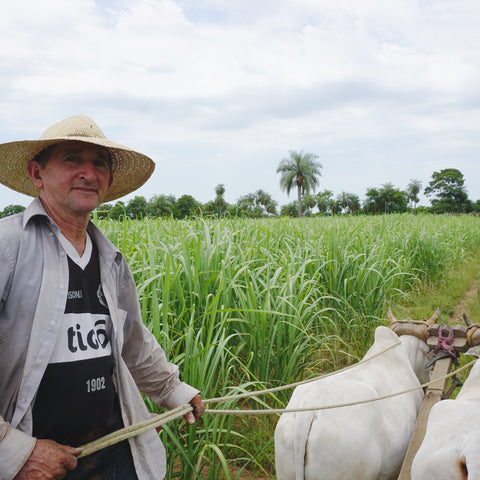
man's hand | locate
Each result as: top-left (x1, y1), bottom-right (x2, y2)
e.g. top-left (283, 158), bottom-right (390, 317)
top-left (184, 393), bottom-right (205, 425)
top-left (14, 439), bottom-right (82, 480)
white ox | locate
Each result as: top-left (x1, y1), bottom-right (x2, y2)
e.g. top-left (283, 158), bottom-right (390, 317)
top-left (411, 355), bottom-right (480, 479)
top-left (274, 310), bottom-right (437, 480)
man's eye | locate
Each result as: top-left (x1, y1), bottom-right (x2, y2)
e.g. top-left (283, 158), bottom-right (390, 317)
top-left (95, 160), bottom-right (108, 168)
top-left (66, 156), bottom-right (80, 163)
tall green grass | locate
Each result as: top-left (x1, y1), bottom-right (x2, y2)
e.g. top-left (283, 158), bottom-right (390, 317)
top-left (96, 213), bottom-right (480, 478)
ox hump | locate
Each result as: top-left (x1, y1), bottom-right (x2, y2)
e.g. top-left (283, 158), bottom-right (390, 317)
top-left (374, 325), bottom-right (400, 344)
top-left (361, 326), bottom-right (401, 361)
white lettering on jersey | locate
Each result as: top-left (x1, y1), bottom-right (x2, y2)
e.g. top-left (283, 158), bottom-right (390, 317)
top-left (49, 313), bottom-right (112, 363)
top-left (67, 290), bottom-right (83, 300)
top-left (86, 376), bottom-right (106, 393)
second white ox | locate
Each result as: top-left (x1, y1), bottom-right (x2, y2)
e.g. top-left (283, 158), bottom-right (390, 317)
top-left (274, 310), bottom-right (437, 480)
top-left (411, 354), bottom-right (480, 479)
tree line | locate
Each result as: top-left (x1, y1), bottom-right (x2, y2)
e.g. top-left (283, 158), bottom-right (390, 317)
top-left (1, 152), bottom-right (479, 219)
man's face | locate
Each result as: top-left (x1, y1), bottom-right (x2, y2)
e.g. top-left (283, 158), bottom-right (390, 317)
top-left (28, 141), bottom-right (113, 218)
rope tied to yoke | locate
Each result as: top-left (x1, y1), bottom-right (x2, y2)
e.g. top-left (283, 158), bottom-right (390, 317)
top-left (426, 325), bottom-right (460, 368)
top-left (434, 326), bottom-right (457, 357)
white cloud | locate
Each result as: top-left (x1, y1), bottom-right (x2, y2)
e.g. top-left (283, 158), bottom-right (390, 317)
top-left (1, 0), bottom-right (480, 210)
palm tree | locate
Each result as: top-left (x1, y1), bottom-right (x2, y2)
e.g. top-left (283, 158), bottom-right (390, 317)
top-left (302, 193), bottom-right (317, 216)
top-left (255, 189), bottom-right (277, 216)
top-left (147, 194), bottom-right (175, 217)
top-left (215, 184), bottom-right (226, 197)
top-left (407, 179), bottom-right (422, 214)
top-left (277, 150), bottom-right (322, 217)
top-left (378, 183), bottom-right (396, 214)
top-left (347, 193), bottom-right (361, 214)
top-left (214, 184), bottom-right (227, 216)
top-left (316, 190), bottom-right (333, 215)
top-left (337, 192), bottom-right (360, 214)
top-left (337, 192), bottom-right (349, 214)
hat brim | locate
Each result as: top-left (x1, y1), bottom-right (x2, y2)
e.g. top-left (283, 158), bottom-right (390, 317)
top-left (0, 137), bottom-right (155, 203)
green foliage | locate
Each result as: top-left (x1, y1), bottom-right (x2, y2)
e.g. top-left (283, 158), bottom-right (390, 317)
top-left (94, 203), bottom-right (113, 219)
top-left (235, 190), bottom-right (277, 217)
top-left (363, 183), bottom-right (408, 214)
top-left (279, 201), bottom-right (298, 217)
top-left (0, 204), bottom-right (26, 217)
top-left (277, 150), bottom-right (322, 217)
top-left (424, 168), bottom-right (471, 213)
top-left (126, 196), bottom-right (148, 219)
top-left (109, 201), bottom-right (127, 220)
top-left (213, 184), bottom-right (228, 217)
top-left (215, 184), bottom-right (226, 197)
top-left (147, 194), bottom-right (175, 217)
top-left (335, 191), bottom-right (361, 214)
top-left (174, 195), bottom-right (200, 219)
top-left (407, 179), bottom-right (422, 213)
top-left (95, 214), bottom-right (480, 478)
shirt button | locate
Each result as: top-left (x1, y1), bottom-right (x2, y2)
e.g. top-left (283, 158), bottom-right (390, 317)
top-left (59, 284), bottom-right (64, 289)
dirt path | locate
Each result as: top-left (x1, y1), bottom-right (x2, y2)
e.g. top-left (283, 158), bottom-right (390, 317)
top-left (449, 278), bottom-right (480, 325)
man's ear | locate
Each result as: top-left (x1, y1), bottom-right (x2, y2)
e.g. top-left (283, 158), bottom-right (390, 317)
top-left (27, 161), bottom-right (44, 189)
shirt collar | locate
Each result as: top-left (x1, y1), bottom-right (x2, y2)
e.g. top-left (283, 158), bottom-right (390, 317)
top-left (23, 197), bottom-right (123, 264)
top-left (22, 197), bottom-right (61, 233)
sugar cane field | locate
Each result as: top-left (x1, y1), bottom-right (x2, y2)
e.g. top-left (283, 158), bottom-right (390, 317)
top-left (94, 213), bottom-right (480, 479)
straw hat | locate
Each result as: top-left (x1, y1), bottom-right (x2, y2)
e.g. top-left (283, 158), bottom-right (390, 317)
top-left (0, 115), bottom-right (155, 202)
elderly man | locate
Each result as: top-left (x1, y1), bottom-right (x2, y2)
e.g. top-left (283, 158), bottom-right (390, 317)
top-left (0, 115), bottom-right (204, 480)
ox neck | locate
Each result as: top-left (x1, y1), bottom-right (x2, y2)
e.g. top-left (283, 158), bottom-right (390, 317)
top-left (456, 358), bottom-right (480, 400)
top-left (399, 335), bottom-right (429, 385)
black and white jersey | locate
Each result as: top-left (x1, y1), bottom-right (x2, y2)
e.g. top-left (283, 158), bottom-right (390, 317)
top-left (33, 234), bottom-right (129, 477)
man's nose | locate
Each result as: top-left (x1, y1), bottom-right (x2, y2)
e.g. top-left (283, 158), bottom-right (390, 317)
top-left (79, 160), bottom-right (97, 182)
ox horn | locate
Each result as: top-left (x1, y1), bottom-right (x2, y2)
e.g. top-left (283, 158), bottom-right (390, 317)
top-left (426, 307), bottom-right (440, 325)
top-left (387, 307), bottom-right (396, 324)
top-left (388, 307), bottom-right (430, 341)
top-left (463, 313), bottom-right (473, 327)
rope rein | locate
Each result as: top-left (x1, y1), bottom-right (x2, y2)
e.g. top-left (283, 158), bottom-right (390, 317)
top-left (205, 341), bottom-right (402, 404)
top-left (204, 358), bottom-right (476, 415)
top-left (78, 404), bottom-right (193, 459)
top-left (77, 341), bottom-right (476, 458)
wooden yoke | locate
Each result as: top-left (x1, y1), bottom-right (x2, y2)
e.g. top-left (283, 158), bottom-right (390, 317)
top-left (427, 324), bottom-right (468, 352)
top-left (387, 307), bottom-right (439, 341)
top-left (398, 312), bottom-right (480, 479)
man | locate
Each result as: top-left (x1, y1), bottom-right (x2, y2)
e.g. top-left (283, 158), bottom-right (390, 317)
top-left (0, 115), bottom-right (204, 479)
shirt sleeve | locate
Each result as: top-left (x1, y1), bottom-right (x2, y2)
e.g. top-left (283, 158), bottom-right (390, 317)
top-left (0, 227), bottom-right (36, 479)
top-left (0, 236), bottom-right (14, 314)
top-left (0, 417), bottom-right (37, 480)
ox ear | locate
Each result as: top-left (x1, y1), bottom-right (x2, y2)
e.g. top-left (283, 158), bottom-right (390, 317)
top-left (387, 307), bottom-right (397, 324)
top-left (426, 307), bottom-right (440, 326)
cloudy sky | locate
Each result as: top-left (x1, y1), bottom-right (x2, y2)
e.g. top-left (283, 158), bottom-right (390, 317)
top-left (1, 0), bottom-right (480, 211)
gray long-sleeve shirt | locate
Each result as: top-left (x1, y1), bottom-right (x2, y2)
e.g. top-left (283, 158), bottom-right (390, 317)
top-left (0, 198), bottom-right (199, 480)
